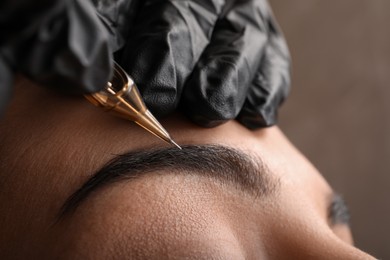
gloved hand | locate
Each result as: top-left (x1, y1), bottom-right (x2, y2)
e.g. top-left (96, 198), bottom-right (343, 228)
top-left (0, 0), bottom-right (113, 115)
top-left (1, 0), bottom-right (290, 130)
top-left (106, 0), bottom-right (291, 128)
top-left (0, 56), bottom-right (13, 114)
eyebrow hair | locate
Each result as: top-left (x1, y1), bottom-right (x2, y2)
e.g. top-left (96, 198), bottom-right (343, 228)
top-left (328, 193), bottom-right (351, 226)
top-left (59, 145), bottom-right (279, 218)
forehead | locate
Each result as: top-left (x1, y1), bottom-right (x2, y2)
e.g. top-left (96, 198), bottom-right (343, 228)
top-left (0, 80), bottom-right (257, 204)
top-left (0, 79), bottom-right (332, 206)
top-left (0, 80), bottom-right (265, 173)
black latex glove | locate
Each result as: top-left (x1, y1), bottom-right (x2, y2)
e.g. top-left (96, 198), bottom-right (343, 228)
top-left (0, 56), bottom-right (13, 114)
top-left (110, 0), bottom-right (291, 128)
top-left (1, 0), bottom-right (290, 129)
top-left (0, 0), bottom-right (113, 115)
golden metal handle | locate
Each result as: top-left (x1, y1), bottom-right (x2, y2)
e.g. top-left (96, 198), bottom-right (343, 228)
top-left (85, 62), bottom-right (181, 149)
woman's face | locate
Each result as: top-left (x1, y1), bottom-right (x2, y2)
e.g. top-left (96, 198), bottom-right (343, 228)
top-left (0, 79), bottom-right (374, 259)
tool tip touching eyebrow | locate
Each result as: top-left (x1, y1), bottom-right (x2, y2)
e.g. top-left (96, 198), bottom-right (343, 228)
top-left (58, 145), bottom-right (279, 219)
top-left (170, 139), bottom-right (182, 149)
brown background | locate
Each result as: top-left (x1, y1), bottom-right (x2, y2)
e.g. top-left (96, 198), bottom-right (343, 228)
top-left (270, 0), bottom-right (390, 258)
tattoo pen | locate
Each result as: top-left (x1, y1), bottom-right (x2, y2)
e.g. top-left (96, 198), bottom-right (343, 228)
top-left (85, 62), bottom-right (181, 149)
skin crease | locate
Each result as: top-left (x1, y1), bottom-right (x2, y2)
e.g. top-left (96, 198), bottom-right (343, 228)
top-left (0, 78), bottom-right (375, 259)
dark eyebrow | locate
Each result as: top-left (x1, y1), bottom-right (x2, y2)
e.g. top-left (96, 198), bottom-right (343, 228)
top-left (59, 145), bottom-right (279, 218)
top-left (328, 193), bottom-right (351, 226)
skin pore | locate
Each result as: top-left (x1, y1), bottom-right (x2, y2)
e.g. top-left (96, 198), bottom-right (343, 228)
top-left (0, 78), bottom-right (375, 259)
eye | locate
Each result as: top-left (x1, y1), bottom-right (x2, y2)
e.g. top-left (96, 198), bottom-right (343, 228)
top-left (328, 193), bottom-right (350, 226)
top-left (327, 193), bottom-right (354, 244)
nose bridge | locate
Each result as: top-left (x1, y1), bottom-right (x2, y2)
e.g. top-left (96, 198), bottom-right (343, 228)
top-left (321, 239), bottom-right (376, 260)
top-left (296, 232), bottom-right (376, 260)
top-left (262, 216), bottom-right (375, 259)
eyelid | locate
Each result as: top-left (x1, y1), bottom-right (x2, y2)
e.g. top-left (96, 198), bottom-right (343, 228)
top-left (328, 193), bottom-right (351, 226)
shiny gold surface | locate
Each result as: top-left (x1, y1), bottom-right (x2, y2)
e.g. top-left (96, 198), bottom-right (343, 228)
top-left (85, 62), bottom-right (181, 149)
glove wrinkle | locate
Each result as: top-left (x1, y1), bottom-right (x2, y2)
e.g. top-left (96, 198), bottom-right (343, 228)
top-left (66, 0), bottom-right (112, 92)
top-left (0, 56), bottom-right (13, 116)
top-left (121, 0), bottom-right (220, 117)
top-left (237, 71), bottom-right (276, 129)
top-left (193, 0), bottom-right (227, 15)
top-left (1, 0), bottom-right (113, 95)
top-left (183, 0), bottom-right (270, 127)
top-left (92, 0), bottom-right (141, 51)
top-left (237, 14), bottom-right (291, 129)
top-left (0, 0), bottom-right (291, 128)
top-left (186, 1), bottom-right (217, 42)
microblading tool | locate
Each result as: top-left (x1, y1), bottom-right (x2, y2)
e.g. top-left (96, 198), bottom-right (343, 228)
top-left (85, 62), bottom-right (181, 149)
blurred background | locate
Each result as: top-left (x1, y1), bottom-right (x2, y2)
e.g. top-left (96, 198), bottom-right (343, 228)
top-left (271, 0), bottom-right (389, 258)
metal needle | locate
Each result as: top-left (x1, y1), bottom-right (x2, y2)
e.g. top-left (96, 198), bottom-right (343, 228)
top-left (85, 62), bottom-right (181, 149)
top-left (170, 139), bottom-right (182, 150)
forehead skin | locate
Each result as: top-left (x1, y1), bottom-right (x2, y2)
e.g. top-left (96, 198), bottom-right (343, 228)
top-left (0, 79), bottom-right (373, 259)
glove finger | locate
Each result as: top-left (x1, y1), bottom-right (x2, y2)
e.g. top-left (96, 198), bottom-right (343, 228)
top-left (120, 0), bottom-right (224, 117)
top-left (0, 55), bottom-right (14, 116)
top-left (182, 0), bottom-right (271, 127)
top-left (4, 0), bottom-right (113, 94)
top-left (237, 16), bottom-right (291, 129)
top-left (92, 0), bottom-right (141, 52)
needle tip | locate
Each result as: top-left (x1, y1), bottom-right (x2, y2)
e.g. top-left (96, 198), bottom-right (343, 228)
top-left (170, 139), bottom-right (182, 150)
